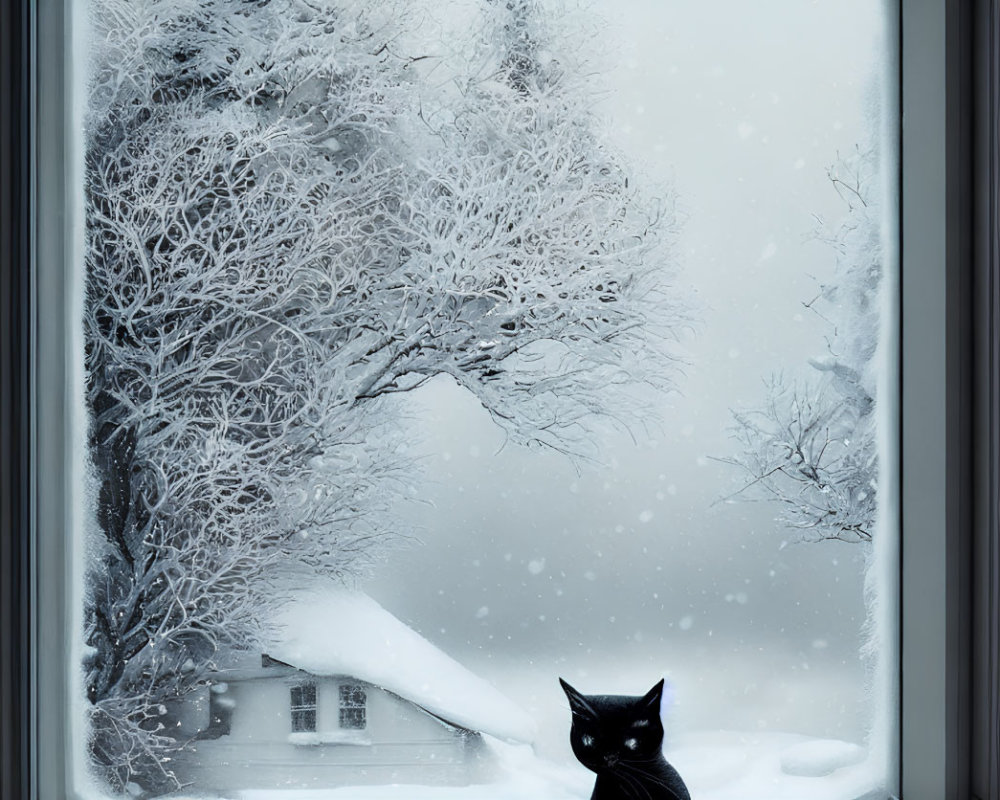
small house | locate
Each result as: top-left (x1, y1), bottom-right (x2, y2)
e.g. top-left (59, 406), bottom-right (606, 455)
top-left (178, 589), bottom-right (536, 792)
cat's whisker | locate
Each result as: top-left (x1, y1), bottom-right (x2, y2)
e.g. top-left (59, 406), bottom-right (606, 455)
top-left (613, 767), bottom-right (649, 800)
top-left (625, 771), bottom-right (658, 800)
top-left (620, 763), bottom-right (665, 784)
top-left (617, 763), bottom-right (687, 800)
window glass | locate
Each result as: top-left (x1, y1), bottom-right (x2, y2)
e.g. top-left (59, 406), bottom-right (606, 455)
top-left (77, 0), bottom-right (897, 797)
top-left (338, 685), bottom-right (367, 730)
top-left (290, 684), bottom-right (318, 733)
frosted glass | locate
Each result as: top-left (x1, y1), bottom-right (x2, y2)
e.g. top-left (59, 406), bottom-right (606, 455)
top-left (77, 0), bottom-right (897, 797)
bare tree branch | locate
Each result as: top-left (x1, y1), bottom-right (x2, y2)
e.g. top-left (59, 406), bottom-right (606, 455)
top-left (720, 145), bottom-right (882, 546)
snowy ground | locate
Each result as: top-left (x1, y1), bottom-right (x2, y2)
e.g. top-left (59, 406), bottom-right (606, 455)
top-left (167, 731), bottom-right (886, 800)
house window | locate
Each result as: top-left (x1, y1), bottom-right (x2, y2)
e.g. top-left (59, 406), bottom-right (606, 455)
top-left (290, 683), bottom-right (317, 733)
top-left (339, 684), bottom-right (367, 730)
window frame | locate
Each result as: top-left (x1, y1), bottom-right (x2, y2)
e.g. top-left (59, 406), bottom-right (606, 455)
top-left (290, 682), bottom-right (319, 733)
top-left (0, 0), bottom-right (30, 798)
top-left (0, 0), bottom-right (996, 797)
top-left (971, 5), bottom-right (1000, 798)
top-left (898, 1), bottom-right (998, 798)
top-left (338, 683), bottom-right (367, 731)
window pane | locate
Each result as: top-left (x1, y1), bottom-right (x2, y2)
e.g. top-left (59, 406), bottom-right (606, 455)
top-left (76, 0), bottom-right (897, 797)
top-left (338, 685), bottom-right (367, 731)
top-left (291, 710), bottom-right (317, 734)
top-left (290, 684), bottom-right (318, 733)
top-left (291, 683), bottom-right (316, 732)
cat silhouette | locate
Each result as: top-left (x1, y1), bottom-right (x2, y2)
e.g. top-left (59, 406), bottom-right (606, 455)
top-left (560, 678), bottom-right (691, 800)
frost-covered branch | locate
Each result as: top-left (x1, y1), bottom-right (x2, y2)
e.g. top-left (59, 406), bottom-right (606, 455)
top-left (718, 376), bottom-right (875, 543)
top-left (83, 0), bottom-right (687, 792)
top-left (356, 0), bottom-right (686, 455)
top-left (721, 145), bottom-right (882, 545)
top-left (84, 1), bottom-right (419, 791)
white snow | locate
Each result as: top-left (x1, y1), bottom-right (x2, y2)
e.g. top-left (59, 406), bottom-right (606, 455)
top-left (287, 731), bottom-right (371, 747)
top-left (267, 589), bottom-right (537, 744)
top-left (163, 731), bottom-right (885, 800)
top-left (670, 732), bottom-right (882, 800)
top-left (779, 738), bottom-right (866, 777)
top-left (757, 240), bottom-right (778, 262)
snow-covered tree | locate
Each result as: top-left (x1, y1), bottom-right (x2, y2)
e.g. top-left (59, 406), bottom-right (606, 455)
top-left (83, 0), bottom-right (684, 792)
top-left (84, 0), bottom-right (423, 790)
top-left (719, 145), bottom-right (882, 544)
top-left (347, 0), bottom-right (684, 455)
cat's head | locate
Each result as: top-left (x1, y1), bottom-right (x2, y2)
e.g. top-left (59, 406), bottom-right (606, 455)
top-left (559, 678), bottom-right (666, 774)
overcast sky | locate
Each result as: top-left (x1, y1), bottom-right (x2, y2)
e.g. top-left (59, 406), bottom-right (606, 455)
top-left (365, 0), bottom-right (890, 755)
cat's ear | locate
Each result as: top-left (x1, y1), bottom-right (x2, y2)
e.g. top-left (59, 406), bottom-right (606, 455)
top-left (640, 678), bottom-right (665, 711)
top-left (559, 678), bottom-right (597, 719)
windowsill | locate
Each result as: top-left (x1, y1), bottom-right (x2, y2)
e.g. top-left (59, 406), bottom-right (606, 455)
top-left (287, 731), bottom-right (372, 747)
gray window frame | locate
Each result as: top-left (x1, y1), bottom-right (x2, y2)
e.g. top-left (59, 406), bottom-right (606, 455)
top-left (899, 1), bottom-right (998, 799)
top-left (4, 0), bottom-right (996, 797)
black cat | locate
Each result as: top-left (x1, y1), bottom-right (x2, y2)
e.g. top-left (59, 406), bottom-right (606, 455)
top-left (560, 678), bottom-right (691, 800)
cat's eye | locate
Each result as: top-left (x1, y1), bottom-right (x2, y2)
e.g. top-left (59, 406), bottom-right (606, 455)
top-left (624, 737), bottom-right (638, 751)
top-left (581, 734), bottom-right (595, 748)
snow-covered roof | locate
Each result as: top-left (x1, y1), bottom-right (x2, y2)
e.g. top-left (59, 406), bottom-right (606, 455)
top-left (265, 588), bottom-right (537, 745)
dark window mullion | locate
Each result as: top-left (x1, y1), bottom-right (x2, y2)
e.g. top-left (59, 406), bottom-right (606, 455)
top-left (0, 0), bottom-right (31, 797)
top-left (973, 1), bottom-right (1000, 797)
